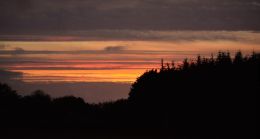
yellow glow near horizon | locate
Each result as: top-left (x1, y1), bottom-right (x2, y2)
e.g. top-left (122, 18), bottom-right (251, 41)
top-left (11, 69), bottom-right (148, 83)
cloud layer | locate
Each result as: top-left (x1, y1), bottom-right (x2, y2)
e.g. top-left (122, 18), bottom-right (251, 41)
top-left (1, 0), bottom-right (260, 35)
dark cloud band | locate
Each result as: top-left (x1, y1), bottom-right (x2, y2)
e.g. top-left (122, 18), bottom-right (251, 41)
top-left (1, 0), bottom-right (260, 35)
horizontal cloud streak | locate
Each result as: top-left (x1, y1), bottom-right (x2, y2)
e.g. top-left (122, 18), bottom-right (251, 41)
top-left (0, 50), bottom-right (202, 55)
top-left (1, 31), bottom-right (260, 43)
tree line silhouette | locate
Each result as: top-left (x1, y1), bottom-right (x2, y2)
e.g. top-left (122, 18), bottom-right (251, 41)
top-left (0, 51), bottom-right (258, 138)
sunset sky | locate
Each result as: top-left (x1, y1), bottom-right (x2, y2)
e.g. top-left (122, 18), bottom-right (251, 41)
top-left (1, 0), bottom-right (260, 103)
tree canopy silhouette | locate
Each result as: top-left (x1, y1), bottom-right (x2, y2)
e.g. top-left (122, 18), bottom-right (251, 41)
top-left (0, 51), bottom-right (258, 138)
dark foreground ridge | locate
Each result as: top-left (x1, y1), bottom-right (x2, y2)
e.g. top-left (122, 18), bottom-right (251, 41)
top-left (0, 51), bottom-right (258, 139)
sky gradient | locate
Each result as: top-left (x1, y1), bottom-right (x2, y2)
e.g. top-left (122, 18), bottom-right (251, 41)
top-left (1, 0), bottom-right (260, 103)
top-left (1, 31), bottom-right (260, 83)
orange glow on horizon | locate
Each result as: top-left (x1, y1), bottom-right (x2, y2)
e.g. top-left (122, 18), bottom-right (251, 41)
top-left (1, 37), bottom-right (259, 83)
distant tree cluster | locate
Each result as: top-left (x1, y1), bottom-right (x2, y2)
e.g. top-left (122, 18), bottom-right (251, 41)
top-left (159, 51), bottom-right (256, 71)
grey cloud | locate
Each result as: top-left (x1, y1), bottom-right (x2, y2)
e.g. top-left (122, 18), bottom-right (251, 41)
top-left (0, 47), bottom-right (26, 55)
top-left (104, 46), bottom-right (126, 52)
top-left (0, 69), bottom-right (23, 82)
top-left (12, 47), bottom-right (26, 55)
top-left (14, 47), bottom-right (25, 51)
